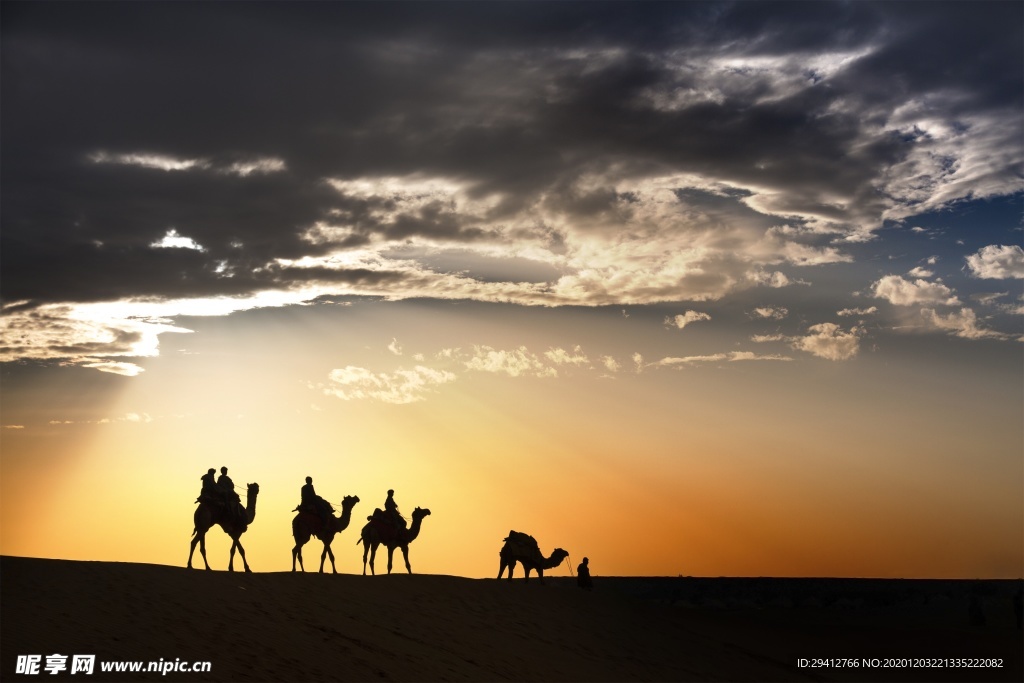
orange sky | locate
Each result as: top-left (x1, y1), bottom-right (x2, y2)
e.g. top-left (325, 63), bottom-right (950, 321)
top-left (2, 301), bottom-right (1021, 578)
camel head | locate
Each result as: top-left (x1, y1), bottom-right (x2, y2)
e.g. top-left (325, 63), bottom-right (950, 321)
top-left (247, 483), bottom-right (260, 496)
top-left (341, 495), bottom-right (360, 509)
top-left (551, 548), bottom-right (570, 564)
top-left (411, 507), bottom-right (431, 522)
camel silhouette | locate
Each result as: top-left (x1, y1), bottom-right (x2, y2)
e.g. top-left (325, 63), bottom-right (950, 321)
top-left (498, 532), bottom-right (568, 583)
top-left (291, 494), bottom-right (360, 573)
top-left (188, 482), bottom-right (259, 572)
top-left (357, 506), bottom-right (431, 575)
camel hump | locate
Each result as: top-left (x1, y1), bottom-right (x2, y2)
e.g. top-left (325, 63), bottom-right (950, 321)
top-left (503, 530), bottom-right (541, 558)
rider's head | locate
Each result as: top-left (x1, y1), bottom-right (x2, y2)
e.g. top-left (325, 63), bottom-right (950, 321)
top-left (207, 468), bottom-right (215, 475)
top-left (387, 489), bottom-right (394, 496)
top-left (221, 466), bottom-right (228, 474)
top-left (305, 476), bottom-right (312, 484)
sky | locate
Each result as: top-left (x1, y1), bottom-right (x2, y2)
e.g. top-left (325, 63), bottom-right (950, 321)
top-left (1, 1), bottom-right (1021, 579)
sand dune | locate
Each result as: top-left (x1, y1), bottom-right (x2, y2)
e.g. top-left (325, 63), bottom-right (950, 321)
top-left (2, 556), bottom-right (1020, 682)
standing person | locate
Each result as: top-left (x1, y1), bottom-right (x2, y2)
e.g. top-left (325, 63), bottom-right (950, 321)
top-left (384, 489), bottom-right (406, 529)
top-left (577, 557), bottom-right (593, 591)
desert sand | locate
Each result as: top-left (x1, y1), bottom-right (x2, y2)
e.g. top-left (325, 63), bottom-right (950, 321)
top-left (2, 556), bottom-right (1020, 682)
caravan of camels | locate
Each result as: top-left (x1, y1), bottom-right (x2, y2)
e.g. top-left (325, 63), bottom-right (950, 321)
top-left (186, 470), bottom-right (571, 582)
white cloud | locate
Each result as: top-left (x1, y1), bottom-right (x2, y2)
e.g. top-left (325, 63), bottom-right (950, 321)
top-left (792, 323), bottom-right (861, 361)
top-left (751, 334), bottom-right (786, 342)
top-left (79, 360), bottom-right (146, 377)
top-left (387, 338), bottom-right (403, 355)
top-left (223, 158), bottom-right (287, 176)
top-left (600, 355), bottom-right (620, 373)
top-left (965, 245), bottom-right (1024, 279)
top-left (907, 266), bottom-right (933, 278)
top-left (920, 308), bottom-right (1004, 340)
top-left (150, 229), bottom-right (205, 252)
top-left (89, 151), bottom-right (209, 171)
top-left (545, 345), bottom-right (590, 366)
top-left (324, 365), bottom-right (457, 404)
top-left (871, 275), bottom-right (960, 306)
top-left (650, 351), bottom-right (792, 368)
top-left (728, 351), bottom-right (793, 362)
top-left (464, 346), bottom-right (557, 378)
top-left (665, 311), bottom-right (712, 329)
top-left (632, 352), bottom-right (645, 373)
top-left (3, 425), bottom-right (25, 429)
top-left (752, 306), bottom-right (788, 320)
top-left (837, 306), bottom-right (877, 317)
top-left (652, 354), bottom-right (728, 367)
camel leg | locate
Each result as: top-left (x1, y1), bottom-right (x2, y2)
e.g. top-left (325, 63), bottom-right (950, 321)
top-left (538, 569), bottom-right (545, 585)
top-left (361, 541), bottom-right (370, 575)
top-left (400, 545), bottom-right (411, 574)
top-left (319, 540), bottom-right (337, 574)
top-left (234, 538), bottom-right (252, 573)
top-left (325, 543), bottom-right (337, 574)
top-left (228, 540), bottom-right (237, 572)
top-left (292, 542), bottom-right (305, 572)
top-left (188, 533), bottom-right (211, 570)
top-left (369, 543), bottom-right (378, 575)
top-left (386, 546), bottom-right (395, 574)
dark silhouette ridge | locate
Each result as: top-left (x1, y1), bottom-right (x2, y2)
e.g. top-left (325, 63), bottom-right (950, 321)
top-left (497, 530), bottom-right (568, 583)
top-left (291, 494), bottom-right (360, 573)
top-left (187, 482), bottom-right (260, 572)
top-left (357, 506), bottom-right (431, 575)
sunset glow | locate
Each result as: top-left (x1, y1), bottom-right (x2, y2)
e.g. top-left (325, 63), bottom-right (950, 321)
top-left (2, 1), bottom-right (1021, 579)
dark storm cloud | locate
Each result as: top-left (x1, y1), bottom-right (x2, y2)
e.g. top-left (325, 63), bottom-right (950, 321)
top-left (2, 1), bottom-right (1021, 310)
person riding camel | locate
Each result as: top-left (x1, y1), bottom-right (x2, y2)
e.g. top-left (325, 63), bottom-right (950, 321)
top-left (218, 466), bottom-right (242, 523)
top-left (196, 468), bottom-right (219, 504)
top-left (384, 489), bottom-right (407, 530)
top-left (300, 476), bottom-right (332, 527)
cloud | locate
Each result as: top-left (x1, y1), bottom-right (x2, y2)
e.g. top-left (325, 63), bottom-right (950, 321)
top-left (89, 151), bottom-right (210, 172)
top-left (545, 346), bottom-right (590, 366)
top-left (2, 2), bottom-right (1022, 360)
top-left (650, 351), bottom-right (792, 368)
top-left (920, 308), bottom-right (1004, 340)
top-left (965, 245), bottom-right (1024, 279)
top-left (751, 306), bottom-right (788, 320)
top-left (665, 311), bottom-right (712, 330)
top-left (907, 267), bottom-right (933, 278)
top-left (324, 365), bottom-right (457, 404)
top-left (151, 229), bottom-right (205, 252)
top-left (837, 306), bottom-right (877, 317)
top-left (600, 355), bottom-right (621, 373)
top-left (871, 275), bottom-right (960, 306)
top-left (79, 359), bottom-right (145, 377)
top-left (792, 323), bottom-right (862, 361)
top-left (464, 346), bottom-right (557, 378)
top-left (387, 338), bottom-right (403, 356)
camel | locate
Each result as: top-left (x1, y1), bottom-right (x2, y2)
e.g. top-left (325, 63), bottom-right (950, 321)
top-left (357, 507), bottom-right (431, 575)
top-left (188, 482), bottom-right (260, 572)
top-left (497, 531), bottom-right (568, 583)
top-left (291, 494), bottom-right (360, 573)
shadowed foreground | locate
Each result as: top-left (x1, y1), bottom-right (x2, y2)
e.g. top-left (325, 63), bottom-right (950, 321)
top-left (2, 557), bottom-right (1020, 682)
